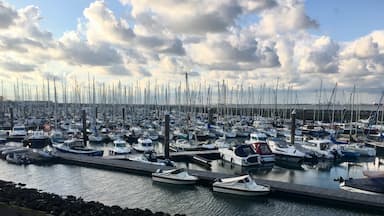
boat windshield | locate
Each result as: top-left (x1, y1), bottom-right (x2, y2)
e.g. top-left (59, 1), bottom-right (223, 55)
top-left (14, 127), bottom-right (25, 131)
top-left (235, 145), bottom-right (256, 157)
top-left (170, 168), bottom-right (186, 174)
top-left (251, 135), bottom-right (266, 141)
top-left (142, 142), bottom-right (152, 147)
top-left (276, 141), bottom-right (288, 148)
top-left (116, 143), bottom-right (126, 147)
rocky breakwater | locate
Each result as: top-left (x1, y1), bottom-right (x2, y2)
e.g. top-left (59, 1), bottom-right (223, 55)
top-left (0, 180), bottom-right (185, 216)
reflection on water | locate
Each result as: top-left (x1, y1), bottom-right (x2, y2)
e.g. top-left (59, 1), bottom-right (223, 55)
top-left (0, 141), bottom-right (383, 215)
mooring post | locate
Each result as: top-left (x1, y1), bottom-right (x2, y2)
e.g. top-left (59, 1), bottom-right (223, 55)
top-left (82, 109), bottom-right (88, 146)
top-left (95, 106), bottom-right (98, 119)
top-left (122, 107), bottom-right (125, 125)
top-left (164, 114), bottom-right (170, 159)
top-left (10, 107), bottom-right (14, 129)
top-left (208, 108), bottom-right (213, 126)
top-left (291, 109), bottom-right (296, 146)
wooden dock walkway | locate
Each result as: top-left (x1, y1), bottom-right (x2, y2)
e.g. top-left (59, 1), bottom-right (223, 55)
top-left (54, 152), bottom-right (384, 213)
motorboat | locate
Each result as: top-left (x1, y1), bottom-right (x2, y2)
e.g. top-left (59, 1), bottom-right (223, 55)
top-left (250, 142), bottom-right (275, 163)
top-left (152, 168), bottom-right (198, 185)
top-left (213, 175), bottom-right (270, 196)
top-left (340, 177), bottom-right (384, 195)
top-left (219, 144), bottom-right (261, 166)
top-left (133, 135), bottom-right (154, 152)
top-left (50, 130), bottom-right (65, 144)
top-left (172, 139), bottom-right (216, 151)
top-left (88, 133), bottom-right (104, 143)
top-left (245, 132), bottom-right (268, 144)
top-left (129, 151), bottom-right (175, 166)
top-left (8, 124), bottom-right (27, 142)
top-left (343, 143), bottom-right (376, 157)
top-left (214, 136), bottom-right (233, 149)
top-left (300, 139), bottom-right (340, 159)
top-left (23, 131), bottom-right (50, 148)
top-left (6, 151), bottom-right (31, 165)
top-left (363, 170), bottom-right (384, 178)
top-left (53, 138), bottom-right (103, 156)
top-left (266, 138), bottom-right (306, 163)
top-left (109, 139), bottom-right (131, 155)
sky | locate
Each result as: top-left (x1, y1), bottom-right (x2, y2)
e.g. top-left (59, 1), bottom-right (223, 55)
top-left (1, 0), bottom-right (384, 103)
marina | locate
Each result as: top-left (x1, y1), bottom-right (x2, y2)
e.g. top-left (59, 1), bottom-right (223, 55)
top-left (1, 1), bottom-right (384, 215)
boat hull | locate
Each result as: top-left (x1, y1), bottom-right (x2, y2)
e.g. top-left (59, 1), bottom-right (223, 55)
top-left (55, 146), bottom-right (103, 156)
top-left (152, 175), bottom-right (197, 185)
top-left (213, 185), bottom-right (270, 196)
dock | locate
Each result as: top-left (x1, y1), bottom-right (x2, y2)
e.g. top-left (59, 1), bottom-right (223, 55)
top-left (54, 152), bottom-right (384, 213)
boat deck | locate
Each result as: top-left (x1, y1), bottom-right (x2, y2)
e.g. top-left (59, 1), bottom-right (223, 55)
top-left (54, 152), bottom-right (384, 213)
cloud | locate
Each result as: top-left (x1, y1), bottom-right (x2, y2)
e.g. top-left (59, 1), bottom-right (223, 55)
top-left (299, 36), bottom-right (339, 74)
top-left (83, 0), bottom-right (135, 45)
top-left (0, 1), bottom-right (18, 28)
top-left (58, 31), bottom-right (122, 66)
top-left (251, 0), bottom-right (318, 37)
top-left (188, 33), bottom-right (280, 70)
top-left (1, 59), bottom-right (35, 72)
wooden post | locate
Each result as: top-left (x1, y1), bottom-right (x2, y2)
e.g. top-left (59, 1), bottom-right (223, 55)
top-left (10, 107), bottom-right (14, 129)
top-left (82, 109), bottom-right (87, 146)
top-left (122, 107), bottom-right (125, 124)
top-left (164, 114), bottom-right (170, 159)
top-left (291, 109), bottom-right (296, 146)
top-left (208, 108), bottom-right (213, 125)
top-left (95, 106), bottom-right (98, 119)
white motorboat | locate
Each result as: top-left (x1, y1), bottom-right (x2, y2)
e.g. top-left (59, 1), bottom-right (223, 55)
top-left (129, 151), bottom-right (175, 166)
top-left (214, 136), bottom-right (232, 149)
top-left (219, 144), bottom-right (261, 166)
top-left (133, 135), bottom-right (154, 152)
top-left (172, 139), bottom-right (215, 151)
top-left (300, 139), bottom-right (340, 159)
top-left (245, 132), bottom-right (268, 144)
top-left (8, 124), bottom-right (27, 141)
top-left (213, 175), bottom-right (270, 196)
top-left (363, 170), bottom-right (384, 178)
top-left (53, 139), bottom-right (103, 156)
top-left (152, 168), bottom-right (198, 185)
top-left (6, 151), bottom-right (31, 165)
top-left (343, 143), bottom-right (376, 157)
top-left (109, 139), bottom-right (131, 155)
top-left (267, 138), bottom-right (306, 163)
top-left (50, 130), bottom-right (65, 144)
top-left (24, 130), bottom-right (50, 148)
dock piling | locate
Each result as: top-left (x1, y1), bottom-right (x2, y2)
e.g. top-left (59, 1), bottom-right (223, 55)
top-left (82, 109), bottom-right (87, 146)
top-left (164, 114), bottom-right (170, 159)
top-left (10, 107), bottom-right (14, 129)
top-left (291, 109), bottom-right (296, 146)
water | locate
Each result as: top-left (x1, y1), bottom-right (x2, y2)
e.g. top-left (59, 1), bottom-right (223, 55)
top-left (0, 142), bottom-right (383, 215)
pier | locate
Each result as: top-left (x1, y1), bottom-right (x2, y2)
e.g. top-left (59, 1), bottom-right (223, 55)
top-left (54, 152), bottom-right (384, 213)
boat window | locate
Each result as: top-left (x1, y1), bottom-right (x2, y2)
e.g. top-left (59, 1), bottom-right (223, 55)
top-left (244, 177), bottom-right (250, 183)
top-left (320, 143), bottom-right (329, 150)
top-left (14, 127), bottom-right (25, 131)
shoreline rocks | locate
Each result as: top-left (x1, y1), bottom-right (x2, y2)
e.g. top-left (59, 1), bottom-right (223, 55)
top-left (0, 180), bottom-right (185, 216)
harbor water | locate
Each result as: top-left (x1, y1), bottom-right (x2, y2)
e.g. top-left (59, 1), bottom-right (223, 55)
top-left (0, 142), bottom-right (383, 216)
